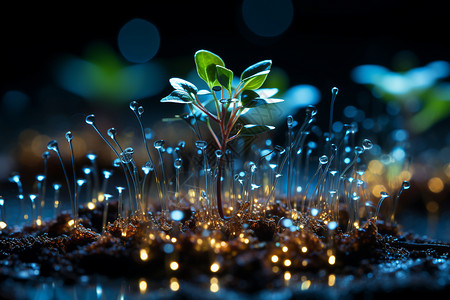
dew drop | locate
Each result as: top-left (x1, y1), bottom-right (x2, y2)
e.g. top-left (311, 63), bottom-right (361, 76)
top-left (380, 191), bottom-right (389, 199)
top-left (362, 139), bottom-right (373, 150)
top-left (142, 161), bottom-right (154, 174)
top-left (174, 158), bottom-right (183, 169)
top-left (113, 158), bottom-right (121, 167)
top-left (402, 181), bottom-right (410, 190)
top-left (215, 150), bottom-right (223, 159)
top-left (42, 151), bottom-right (50, 160)
top-left (85, 114), bottom-right (96, 125)
top-left (154, 140), bottom-right (165, 149)
top-left (319, 155), bottom-right (328, 165)
top-left (195, 140), bottom-right (207, 150)
top-left (138, 106), bottom-right (144, 116)
top-left (107, 128), bottom-right (117, 139)
top-left (47, 140), bottom-right (59, 152)
top-left (87, 153), bottom-right (97, 161)
top-left (287, 115), bottom-right (294, 129)
top-left (129, 100), bottom-right (138, 111)
top-left (305, 105), bottom-right (317, 117)
top-left (355, 146), bottom-right (364, 155)
top-left (65, 131), bottom-right (73, 142)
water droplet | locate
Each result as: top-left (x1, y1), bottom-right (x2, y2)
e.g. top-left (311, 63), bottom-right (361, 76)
top-left (77, 179), bottom-right (87, 187)
top-left (170, 210), bottom-right (184, 221)
top-left (105, 128), bottom-right (116, 139)
top-left (113, 158), bottom-right (121, 167)
top-left (195, 140), bottom-right (207, 150)
top-left (42, 151), bottom-right (50, 160)
top-left (138, 106), bottom-right (144, 116)
top-left (174, 158), bottom-right (182, 169)
top-left (142, 161), bottom-right (154, 174)
top-left (154, 140), bottom-right (165, 149)
top-left (355, 146), bottom-right (364, 155)
top-left (402, 181), bottom-right (411, 190)
top-left (47, 140), bottom-right (59, 152)
top-left (215, 150), bottom-right (223, 159)
top-left (319, 155), bottom-right (328, 165)
top-left (53, 183), bottom-right (62, 190)
top-left (65, 131), bottom-right (73, 142)
top-left (380, 191), bottom-right (389, 199)
top-left (85, 114), bottom-right (96, 125)
top-left (250, 163), bottom-right (257, 173)
top-left (331, 87), bottom-right (339, 97)
top-left (124, 147), bottom-right (134, 155)
top-left (305, 105), bottom-right (317, 117)
top-left (287, 115), bottom-right (294, 128)
top-left (129, 100), bottom-right (138, 111)
top-left (87, 153), bottom-right (97, 161)
top-left (362, 139), bottom-right (373, 150)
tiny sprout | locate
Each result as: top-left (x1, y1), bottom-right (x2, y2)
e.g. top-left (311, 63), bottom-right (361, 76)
top-left (215, 150), bottom-right (223, 159)
top-left (331, 87), bottom-right (339, 96)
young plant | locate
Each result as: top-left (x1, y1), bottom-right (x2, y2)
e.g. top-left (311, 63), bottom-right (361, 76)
top-left (161, 50), bottom-right (283, 219)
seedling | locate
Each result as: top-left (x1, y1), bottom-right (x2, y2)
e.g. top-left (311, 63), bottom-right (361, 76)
top-left (161, 50), bottom-right (282, 219)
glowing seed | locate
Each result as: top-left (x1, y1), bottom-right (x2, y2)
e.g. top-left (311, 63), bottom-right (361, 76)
top-left (284, 271), bottom-right (291, 280)
top-left (170, 278), bottom-right (180, 291)
top-left (301, 247), bottom-right (308, 253)
top-left (284, 259), bottom-right (291, 267)
top-left (170, 261), bottom-right (179, 271)
top-left (139, 279), bottom-right (147, 294)
top-left (271, 255), bottom-right (279, 263)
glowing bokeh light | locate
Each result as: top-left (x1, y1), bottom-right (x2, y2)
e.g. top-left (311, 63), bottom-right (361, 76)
top-left (118, 18), bottom-right (160, 63)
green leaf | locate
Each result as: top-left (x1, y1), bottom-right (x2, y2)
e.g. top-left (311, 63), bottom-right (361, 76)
top-left (194, 50), bottom-right (225, 88)
top-left (240, 60), bottom-right (272, 81)
top-left (161, 90), bottom-right (192, 104)
top-left (169, 78), bottom-right (198, 97)
top-left (240, 90), bottom-right (284, 108)
top-left (216, 65), bottom-right (233, 92)
top-left (241, 70), bottom-right (271, 91)
top-left (239, 124), bottom-right (275, 136)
